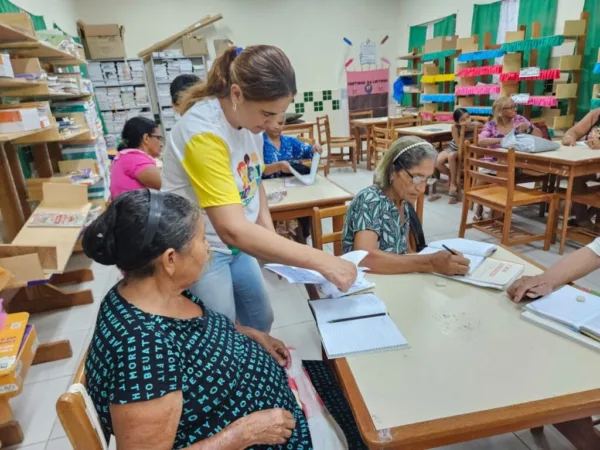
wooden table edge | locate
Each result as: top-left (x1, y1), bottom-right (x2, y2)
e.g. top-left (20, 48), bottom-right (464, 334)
top-left (329, 245), bottom-right (600, 448)
top-left (269, 194), bottom-right (354, 213)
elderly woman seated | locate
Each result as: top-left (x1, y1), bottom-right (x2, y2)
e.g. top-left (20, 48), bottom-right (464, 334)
top-left (82, 190), bottom-right (311, 449)
top-left (342, 136), bottom-right (470, 276)
top-left (561, 107), bottom-right (600, 227)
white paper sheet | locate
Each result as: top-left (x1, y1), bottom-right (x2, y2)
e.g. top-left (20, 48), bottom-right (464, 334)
top-left (288, 153), bottom-right (321, 185)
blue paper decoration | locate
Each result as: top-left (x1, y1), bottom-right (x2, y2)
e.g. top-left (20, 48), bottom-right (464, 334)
top-left (591, 98), bottom-right (600, 109)
top-left (421, 94), bottom-right (455, 103)
top-left (464, 107), bottom-right (493, 115)
top-left (457, 49), bottom-right (505, 62)
top-left (594, 62), bottom-right (600, 74)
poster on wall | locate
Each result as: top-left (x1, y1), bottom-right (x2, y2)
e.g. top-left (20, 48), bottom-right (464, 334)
top-left (346, 68), bottom-right (389, 117)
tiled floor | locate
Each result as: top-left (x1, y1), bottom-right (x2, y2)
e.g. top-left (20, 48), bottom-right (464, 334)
top-left (11, 164), bottom-right (597, 450)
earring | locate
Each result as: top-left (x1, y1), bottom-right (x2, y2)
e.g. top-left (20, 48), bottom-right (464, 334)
top-left (233, 103), bottom-right (237, 112)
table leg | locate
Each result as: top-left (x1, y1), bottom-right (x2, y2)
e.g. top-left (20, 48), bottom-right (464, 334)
top-left (332, 213), bottom-right (343, 256)
top-left (554, 417), bottom-right (600, 450)
top-left (559, 172), bottom-right (575, 255)
top-left (0, 143), bottom-right (25, 242)
top-left (366, 125), bottom-right (373, 171)
top-left (4, 143), bottom-right (31, 219)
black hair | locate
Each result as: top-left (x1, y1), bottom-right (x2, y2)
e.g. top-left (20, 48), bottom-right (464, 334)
top-left (82, 190), bottom-right (199, 278)
top-left (453, 108), bottom-right (469, 123)
top-left (118, 117), bottom-right (158, 151)
top-left (170, 74), bottom-right (200, 105)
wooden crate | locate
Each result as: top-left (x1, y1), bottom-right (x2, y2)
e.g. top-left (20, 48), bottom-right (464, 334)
top-left (555, 83), bottom-right (578, 99)
top-left (423, 35), bottom-right (457, 53)
top-left (552, 115), bottom-right (575, 130)
top-left (559, 55), bottom-right (582, 71)
top-left (503, 53), bottom-right (522, 73)
top-left (563, 20), bottom-right (587, 37)
top-left (505, 30), bottom-right (525, 43)
top-left (422, 63), bottom-right (439, 76)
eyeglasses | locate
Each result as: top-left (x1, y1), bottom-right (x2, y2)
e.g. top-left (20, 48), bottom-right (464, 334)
top-left (396, 160), bottom-right (435, 185)
top-left (502, 105), bottom-right (518, 111)
top-left (151, 134), bottom-right (164, 144)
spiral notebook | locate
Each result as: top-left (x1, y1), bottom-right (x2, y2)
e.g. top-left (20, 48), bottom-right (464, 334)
top-left (309, 293), bottom-right (408, 358)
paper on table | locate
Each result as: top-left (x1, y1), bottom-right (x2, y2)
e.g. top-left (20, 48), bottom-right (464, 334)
top-left (284, 177), bottom-right (304, 188)
top-left (418, 246), bottom-right (485, 275)
top-left (318, 277), bottom-right (376, 299)
top-left (427, 238), bottom-right (496, 258)
top-left (526, 285), bottom-right (600, 330)
top-left (288, 153), bottom-right (321, 185)
top-left (576, 141), bottom-right (590, 147)
top-left (310, 293), bottom-right (386, 323)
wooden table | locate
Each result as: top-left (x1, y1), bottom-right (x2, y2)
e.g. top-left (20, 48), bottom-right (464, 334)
top-left (494, 144), bottom-right (600, 255)
top-left (329, 247), bottom-right (600, 449)
top-left (395, 123), bottom-right (453, 146)
top-left (263, 175), bottom-right (353, 253)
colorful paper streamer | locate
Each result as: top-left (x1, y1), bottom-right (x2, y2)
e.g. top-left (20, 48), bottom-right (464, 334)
top-left (455, 85), bottom-right (501, 96)
top-left (594, 62), bottom-right (600, 74)
top-left (457, 49), bottom-right (505, 62)
top-left (464, 107), bottom-right (493, 115)
top-left (343, 37), bottom-right (353, 46)
top-left (421, 49), bottom-right (457, 62)
top-left (499, 69), bottom-right (560, 82)
top-left (456, 65), bottom-right (503, 77)
top-left (421, 94), bottom-right (455, 103)
top-left (500, 35), bottom-right (565, 53)
top-left (421, 112), bottom-right (454, 121)
top-left (421, 74), bottom-right (456, 83)
top-left (525, 96), bottom-right (558, 107)
top-left (344, 58), bottom-right (354, 68)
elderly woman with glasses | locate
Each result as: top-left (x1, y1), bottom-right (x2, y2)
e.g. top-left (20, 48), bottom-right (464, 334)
top-left (342, 136), bottom-right (470, 276)
top-left (478, 97), bottom-right (542, 148)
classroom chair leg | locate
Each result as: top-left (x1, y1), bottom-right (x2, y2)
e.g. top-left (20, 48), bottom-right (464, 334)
top-left (501, 208), bottom-right (513, 246)
top-left (0, 420), bottom-right (24, 447)
top-left (544, 197), bottom-right (558, 251)
top-left (459, 199), bottom-right (469, 238)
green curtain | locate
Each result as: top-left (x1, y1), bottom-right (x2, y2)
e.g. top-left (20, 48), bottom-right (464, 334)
top-left (433, 15), bottom-right (457, 98)
top-left (471, 1), bottom-right (502, 49)
top-left (401, 25), bottom-right (427, 106)
top-left (0, 0), bottom-right (19, 13)
top-left (518, 0), bottom-right (558, 96)
top-left (30, 14), bottom-right (46, 31)
top-left (578, 0), bottom-right (600, 118)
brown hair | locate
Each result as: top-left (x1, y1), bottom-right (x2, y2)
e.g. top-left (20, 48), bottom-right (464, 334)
top-left (180, 45), bottom-right (297, 114)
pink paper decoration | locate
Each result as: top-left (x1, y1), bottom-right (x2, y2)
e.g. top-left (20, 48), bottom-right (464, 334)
top-left (421, 112), bottom-right (433, 120)
top-left (455, 85), bottom-right (501, 96)
top-left (435, 113), bottom-right (454, 121)
top-left (456, 65), bottom-right (503, 77)
top-left (499, 69), bottom-right (560, 82)
top-left (526, 96), bottom-right (558, 107)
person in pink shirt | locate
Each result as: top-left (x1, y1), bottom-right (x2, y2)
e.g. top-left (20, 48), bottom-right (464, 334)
top-left (110, 117), bottom-right (163, 199)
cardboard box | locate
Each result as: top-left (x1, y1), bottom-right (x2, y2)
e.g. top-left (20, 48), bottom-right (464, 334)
top-left (422, 64), bottom-right (439, 76)
top-left (559, 55), bottom-right (582, 71)
top-left (503, 53), bottom-right (522, 73)
top-left (563, 20), bottom-right (586, 37)
top-left (552, 115), bottom-right (574, 130)
top-left (458, 97), bottom-right (475, 107)
top-left (423, 35), bottom-right (457, 54)
top-left (500, 84), bottom-right (519, 97)
top-left (555, 83), bottom-right (578, 99)
top-left (11, 57), bottom-right (42, 77)
top-left (0, 13), bottom-right (35, 38)
top-left (79, 23), bottom-right (125, 60)
top-left (505, 30), bottom-right (525, 43)
top-left (214, 39), bottom-right (232, 57)
top-left (182, 34), bottom-right (208, 56)
top-left (456, 36), bottom-right (478, 53)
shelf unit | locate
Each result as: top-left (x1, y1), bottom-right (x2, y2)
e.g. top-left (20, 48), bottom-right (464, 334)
top-left (145, 53), bottom-right (207, 136)
top-left (592, 49), bottom-right (600, 109)
top-left (0, 18), bottom-right (101, 448)
top-left (88, 58), bottom-right (152, 148)
top-left (397, 49), bottom-right (422, 111)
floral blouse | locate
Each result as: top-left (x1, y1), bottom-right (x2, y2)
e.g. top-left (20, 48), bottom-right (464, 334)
top-left (478, 115), bottom-right (533, 148)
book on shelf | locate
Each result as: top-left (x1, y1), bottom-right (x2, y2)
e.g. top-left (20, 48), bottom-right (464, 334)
top-left (418, 238), bottom-right (523, 290)
top-left (310, 293), bottom-right (408, 358)
top-left (0, 312), bottom-right (30, 375)
top-left (28, 211), bottom-right (87, 228)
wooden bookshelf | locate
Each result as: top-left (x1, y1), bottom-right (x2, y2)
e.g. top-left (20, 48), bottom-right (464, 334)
top-left (0, 40), bottom-right (86, 66)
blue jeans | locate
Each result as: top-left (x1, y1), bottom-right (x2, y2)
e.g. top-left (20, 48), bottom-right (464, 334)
top-left (190, 251), bottom-right (274, 332)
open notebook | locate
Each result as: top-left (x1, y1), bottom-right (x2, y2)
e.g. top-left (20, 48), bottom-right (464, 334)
top-left (310, 293), bottom-right (408, 358)
top-left (525, 285), bottom-right (600, 340)
top-left (418, 238), bottom-right (523, 290)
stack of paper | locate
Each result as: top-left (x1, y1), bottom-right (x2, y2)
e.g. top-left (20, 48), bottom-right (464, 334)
top-left (310, 293), bottom-right (408, 358)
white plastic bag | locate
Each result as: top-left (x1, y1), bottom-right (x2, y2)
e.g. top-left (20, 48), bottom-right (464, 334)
top-left (286, 349), bottom-right (348, 450)
top-left (500, 130), bottom-right (560, 153)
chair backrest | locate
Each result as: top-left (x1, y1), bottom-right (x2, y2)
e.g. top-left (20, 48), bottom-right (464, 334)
top-left (316, 115), bottom-right (331, 146)
top-left (56, 351), bottom-right (108, 450)
top-left (470, 115), bottom-right (491, 124)
top-left (457, 123), bottom-right (484, 155)
top-left (282, 122), bottom-right (315, 140)
top-left (297, 136), bottom-right (315, 145)
top-left (463, 142), bottom-right (515, 198)
top-left (372, 126), bottom-right (394, 154)
top-left (311, 205), bottom-right (348, 255)
top-left (350, 110), bottom-right (374, 138)
top-left (387, 116), bottom-right (417, 129)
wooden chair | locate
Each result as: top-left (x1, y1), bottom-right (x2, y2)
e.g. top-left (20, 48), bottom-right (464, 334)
top-left (387, 116), bottom-right (418, 136)
top-left (553, 186), bottom-right (600, 246)
top-left (282, 122), bottom-right (315, 141)
top-left (316, 115), bottom-right (357, 176)
top-left (459, 143), bottom-right (558, 250)
top-left (349, 110), bottom-right (373, 162)
top-left (56, 353), bottom-right (108, 449)
top-left (371, 126), bottom-right (395, 169)
top-left (311, 205), bottom-right (348, 256)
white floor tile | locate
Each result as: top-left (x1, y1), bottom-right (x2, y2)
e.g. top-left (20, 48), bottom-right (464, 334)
top-left (270, 321), bottom-right (323, 361)
top-left (44, 438), bottom-right (70, 450)
top-left (515, 426), bottom-right (575, 450)
top-left (8, 376), bottom-right (71, 448)
top-left (4, 443), bottom-right (46, 450)
top-left (435, 432), bottom-right (528, 449)
top-left (270, 285), bottom-right (314, 329)
top-left (25, 328), bottom-right (90, 385)
top-left (29, 300), bottom-right (100, 340)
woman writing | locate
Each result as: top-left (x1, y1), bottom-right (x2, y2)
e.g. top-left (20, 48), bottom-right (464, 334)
top-left (161, 46), bottom-right (356, 332)
top-left (343, 136), bottom-right (470, 276)
top-left (83, 190), bottom-right (312, 449)
top-left (478, 97), bottom-right (542, 148)
top-left (110, 117), bottom-right (163, 198)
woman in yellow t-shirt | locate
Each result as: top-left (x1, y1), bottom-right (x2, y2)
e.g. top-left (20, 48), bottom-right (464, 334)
top-left (161, 45), bottom-right (356, 332)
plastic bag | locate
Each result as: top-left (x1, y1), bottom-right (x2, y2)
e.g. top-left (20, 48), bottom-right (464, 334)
top-left (286, 349), bottom-right (348, 450)
top-left (500, 130), bottom-right (560, 153)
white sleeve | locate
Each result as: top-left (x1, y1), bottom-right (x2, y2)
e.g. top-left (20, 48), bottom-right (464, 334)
top-left (587, 238), bottom-right (600, 257)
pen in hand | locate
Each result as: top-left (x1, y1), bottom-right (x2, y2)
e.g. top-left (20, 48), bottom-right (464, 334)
top-left (442, 244), bottom-right (458, 255)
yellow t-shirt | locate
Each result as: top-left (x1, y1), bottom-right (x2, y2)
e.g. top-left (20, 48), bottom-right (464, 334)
top-left (161, 98), bottom-right (264, 253)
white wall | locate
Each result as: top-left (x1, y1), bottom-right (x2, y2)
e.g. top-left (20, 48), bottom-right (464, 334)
top-left (12, 0), bottom-right (79, 36)
top-left (396, 0), bottom-right (586, 57)
top-left (74, 0), bottom-right (402, 93)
